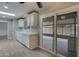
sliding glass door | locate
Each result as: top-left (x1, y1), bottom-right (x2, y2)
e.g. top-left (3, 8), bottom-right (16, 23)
top-left (41, 12), bottom-right (78, 57)
top-left (42, 16), bottom-right (54, 52)
top-left (56, 12), bottom-right (77, 56)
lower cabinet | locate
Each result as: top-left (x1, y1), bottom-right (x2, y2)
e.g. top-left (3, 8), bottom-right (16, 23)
top-left (16, 32), bottom-right (38, 49)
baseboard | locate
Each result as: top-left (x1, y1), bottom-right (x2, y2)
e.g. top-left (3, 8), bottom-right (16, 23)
top-left (39, 46), bottom-right (58, 57)
top-left (39, 46), bottom-right (65, 57)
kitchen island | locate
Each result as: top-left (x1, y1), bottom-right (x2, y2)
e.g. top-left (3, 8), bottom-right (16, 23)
top-left (16, 30), bottom-right (39, 49)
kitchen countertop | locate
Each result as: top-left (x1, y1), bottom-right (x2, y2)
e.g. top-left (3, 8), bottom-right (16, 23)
top-left (16, 30), bottom-right (38, 35)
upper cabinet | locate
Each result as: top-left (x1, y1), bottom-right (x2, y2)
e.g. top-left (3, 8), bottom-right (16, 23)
top-left (18, 18), bottom-right (24, 27)
top-left (27, 15), bottom-right (31, 27)
top-left (27, 12), bottom-right (38, 27)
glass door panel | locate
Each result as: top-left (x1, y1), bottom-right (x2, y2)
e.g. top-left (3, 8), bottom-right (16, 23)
top-left (42, 16), bottom-right (54, 51)
top-left (56, 12), bottom-right (77, 57)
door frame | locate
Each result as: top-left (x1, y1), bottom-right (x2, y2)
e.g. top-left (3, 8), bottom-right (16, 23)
top-left (56, 12), bottom-right (77, 56)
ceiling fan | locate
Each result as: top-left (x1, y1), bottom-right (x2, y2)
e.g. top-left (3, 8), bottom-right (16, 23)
top-left (19, 2), bottom-right (43, 8)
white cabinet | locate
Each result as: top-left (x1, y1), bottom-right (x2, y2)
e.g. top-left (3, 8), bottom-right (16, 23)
top-left (16, 32), bottom-right (38, 49)
top-left (28, 35), bottom-right (38, 49)
top-left (18, 19), bottom-right (24, 27)
top-left (27, 13), bottom-right (38, 27)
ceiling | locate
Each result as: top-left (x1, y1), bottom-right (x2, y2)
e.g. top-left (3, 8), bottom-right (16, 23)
top-left (0, 2), bottom-right (79, 19)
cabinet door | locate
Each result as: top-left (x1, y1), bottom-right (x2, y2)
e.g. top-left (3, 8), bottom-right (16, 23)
top-left (30, 13), bottom-right (38, 27)
top-left (29, 35), bottom-right (38, 49)
top-left (17, 33), bottom-right (23, 43)
top-left (18, 19), bottom-right (24, 27)
top-left (27, 15), bottom-right (31, 27)
top-left (25, 36), bottom-right (29, 47)
top-left (21, 34), bottom-right (25, 44)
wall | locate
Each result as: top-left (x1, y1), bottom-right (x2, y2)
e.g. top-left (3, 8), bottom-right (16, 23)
top-left (12, 19), bottom-right (18, 40)
top-left (39, 4), bottom-right (79, 56)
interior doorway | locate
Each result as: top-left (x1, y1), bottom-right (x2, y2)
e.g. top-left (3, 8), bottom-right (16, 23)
top-left (0, 21), bottom-right (8, 40)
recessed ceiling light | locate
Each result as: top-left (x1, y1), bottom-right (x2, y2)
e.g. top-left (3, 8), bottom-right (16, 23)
top-left (4, 6), bottom-right (8, 9)
top-left (0, 11), bottom-right (15, 16)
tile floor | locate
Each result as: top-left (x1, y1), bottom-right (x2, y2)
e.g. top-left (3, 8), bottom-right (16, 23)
top-left (0, 38), bottom-right (56, 57)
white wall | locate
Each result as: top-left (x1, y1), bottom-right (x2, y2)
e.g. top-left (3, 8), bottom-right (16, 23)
top-left (39, 4), bottom-right (79, 56)
top-left (12, 19), bottom-right (18, 40)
